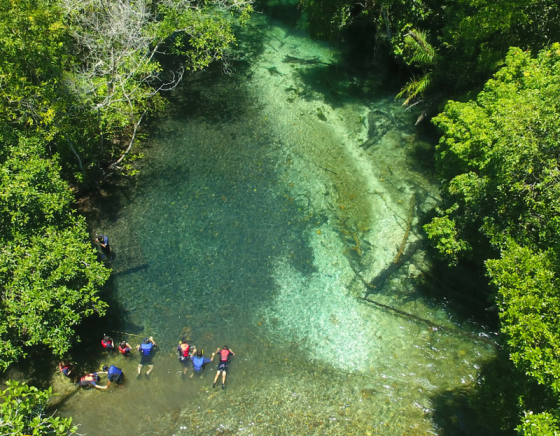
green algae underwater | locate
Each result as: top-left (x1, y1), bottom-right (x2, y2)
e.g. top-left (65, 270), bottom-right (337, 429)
top-left (53, 4), bottom-right (499, 436)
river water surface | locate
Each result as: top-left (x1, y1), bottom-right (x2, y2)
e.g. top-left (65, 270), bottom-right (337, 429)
top-left (55, 4), bottom-right (497, 435)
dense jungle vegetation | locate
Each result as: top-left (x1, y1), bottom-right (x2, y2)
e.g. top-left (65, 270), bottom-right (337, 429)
top-left (0, 0), bottom-right (251, 432)
top-left (2, 0), bottom-right (560, 434)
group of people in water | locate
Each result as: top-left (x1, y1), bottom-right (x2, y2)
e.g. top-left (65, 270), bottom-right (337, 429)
top-left (59, 334), bottom-right (236, 391)
top-left (59, 235), bottom-right (237, 391)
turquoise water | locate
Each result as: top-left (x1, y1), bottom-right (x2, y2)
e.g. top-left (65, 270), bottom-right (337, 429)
top-left (54, 6), bottom-right (497, 436)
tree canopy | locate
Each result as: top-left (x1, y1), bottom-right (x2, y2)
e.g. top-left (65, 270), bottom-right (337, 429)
top-left (0, 380), bottom-right (77, 435)
top-left (299, 0), bottom-right (560, 114)
top-left (0, 0), bottom-right (252, 369)
top-left (425, 44), bottom-right (560, 435)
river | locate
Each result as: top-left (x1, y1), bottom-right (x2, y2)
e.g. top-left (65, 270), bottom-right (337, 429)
top-left (54, 3), bottom-right (497, 435)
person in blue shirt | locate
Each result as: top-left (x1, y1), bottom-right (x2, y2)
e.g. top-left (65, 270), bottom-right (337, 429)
top-left (101, 365), bottom-right (125, 388)
top-left (95, 234), bottom-right (111, 260)
top-left (136, 336), bottom-right (157, 378)
top-left (189, 347), bottom-right (215, 379)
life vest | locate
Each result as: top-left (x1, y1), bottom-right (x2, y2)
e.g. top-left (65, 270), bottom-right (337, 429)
top-left (108, 365), bottom-right (122, 376)
top-left (80, 373), bottom-right (98, 384)
top-left (140, 342), bottom-right (153, 356)
top-left (119, 345), bottom-right (130, 354)
top-left (219, 349), bottom-right (230, 361)
top-left (180, 343), bottom-right (190, 357)
top-left (192, 355), bottom-right (204, 371)
top-left (60, 365), bottom-right (70, 373)
top-left (101, 339), bottom-right (113, 349)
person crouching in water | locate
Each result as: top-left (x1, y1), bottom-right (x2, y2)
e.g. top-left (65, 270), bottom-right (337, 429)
top-left (78, 372), bottom-right (107, 390)
top-left (101, 365), bottom-right (125, 388)
top-left (58, 361), bottom-right (74, 378)
top-left (190, 347), bottom-right (215, 379)
top-left (213, 346), bottom-right (235, 389)
top-left (119, 341), bottom-right (132, 356)
top-left (177, 339), bottom-right (191, 379)
top-left (101, 335), bottom-right (114, 352)
top-left (137, 336), bottom-right (156, 378)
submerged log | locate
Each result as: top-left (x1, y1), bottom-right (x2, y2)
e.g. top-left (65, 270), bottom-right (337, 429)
top-left (394, 195), bottom-right (416, 264)
top-left (358, 296), bottom-right (498, 347)
top-left (367, 240), bottom-right (423, 293)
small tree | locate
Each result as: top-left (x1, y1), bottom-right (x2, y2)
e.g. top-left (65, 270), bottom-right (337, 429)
top-left (0, 380), bottom-right (78, 435)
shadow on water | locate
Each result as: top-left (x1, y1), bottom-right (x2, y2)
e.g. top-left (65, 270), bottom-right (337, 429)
top-left (254, 0), bottom-right (301, 29)
top-left (429, 386), bottom-right (509, 436)
top-left (429, 349), bottom-right (558, 436)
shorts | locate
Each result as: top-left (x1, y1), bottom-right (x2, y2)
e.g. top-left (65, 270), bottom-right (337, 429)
top-left (179, 356), bottom-right (190, 367)
top-left (217, 361), bottom-right (229, 372)
top-left (140, 354), bottom-right (153, 365)
top-left (109, 373), bottom-right (125, 385)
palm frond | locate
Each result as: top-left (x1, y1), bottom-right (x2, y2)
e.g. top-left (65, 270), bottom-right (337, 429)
top-left (396, 72), bottom-right (433, 106)
top-left (404, 29), bottom-right (437, 68)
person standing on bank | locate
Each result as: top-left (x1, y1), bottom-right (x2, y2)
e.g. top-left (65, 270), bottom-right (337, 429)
top-left (95, 234), bottom-right (111, 260)
top-left (137, 336), bottom-right (157, 378)
top-left (212, 346), bottom-right (235, 389)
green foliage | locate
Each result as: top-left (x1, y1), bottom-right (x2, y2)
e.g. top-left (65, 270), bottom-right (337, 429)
top-left (517, 412), bottom-right (559, 436)
top-left (424, 212), bottom-right (471, 265)
top-left (0, 132), bottom-right (109, 369)
top-left (471, 351), bottom-right (558, 433)
top-left (399, 28), bottom-right (438, 68)
top-left (299, 0), bottom-right (560, 106)
top-left (0, 0), bottom-right (252, 369)
top-left (0, 380), bottom-right (77, 435)
top-left (427, 45), bottom-right (560, 435)
top-left (487, 243), bottom-right (560, 393)
top-left (0, 0), bottom-right (69, 136)
top-left (426, 45), bottom-right (560, 263)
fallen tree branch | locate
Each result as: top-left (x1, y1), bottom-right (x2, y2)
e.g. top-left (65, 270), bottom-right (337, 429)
top-left (358, 296), bottom-right (499, 347)
top-left (109, 111), bottom-right (145, 169)
top-left (66, 138), bottom-right (83, 170)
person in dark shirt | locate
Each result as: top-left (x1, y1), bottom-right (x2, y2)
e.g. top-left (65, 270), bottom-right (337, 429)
top-left (212, 345), bottom-right (235, 389)
top-left (95, 234), bottom-right (111, 259)
top-left (58, 361), bottom-right (74, 378)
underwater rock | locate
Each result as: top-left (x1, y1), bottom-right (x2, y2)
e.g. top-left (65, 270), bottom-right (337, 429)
top-left (316, 108), bottom-right (327, 122)
top-left (49, 376), bottom-right (78, 406)
top-left (267, 66), bottom-right (283, 76)
top-left (364, 109), bottom-right (393, 148)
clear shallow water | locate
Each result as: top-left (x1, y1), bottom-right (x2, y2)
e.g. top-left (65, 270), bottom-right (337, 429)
top-left (55, 6), bottom-right (497, 435)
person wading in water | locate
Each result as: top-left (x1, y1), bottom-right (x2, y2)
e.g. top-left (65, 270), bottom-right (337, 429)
top-left (212, 345), bottom-right (235, 389)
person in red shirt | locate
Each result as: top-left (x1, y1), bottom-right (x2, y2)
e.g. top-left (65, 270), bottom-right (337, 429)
top-left (212, 345), bottom-right (235, 389)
